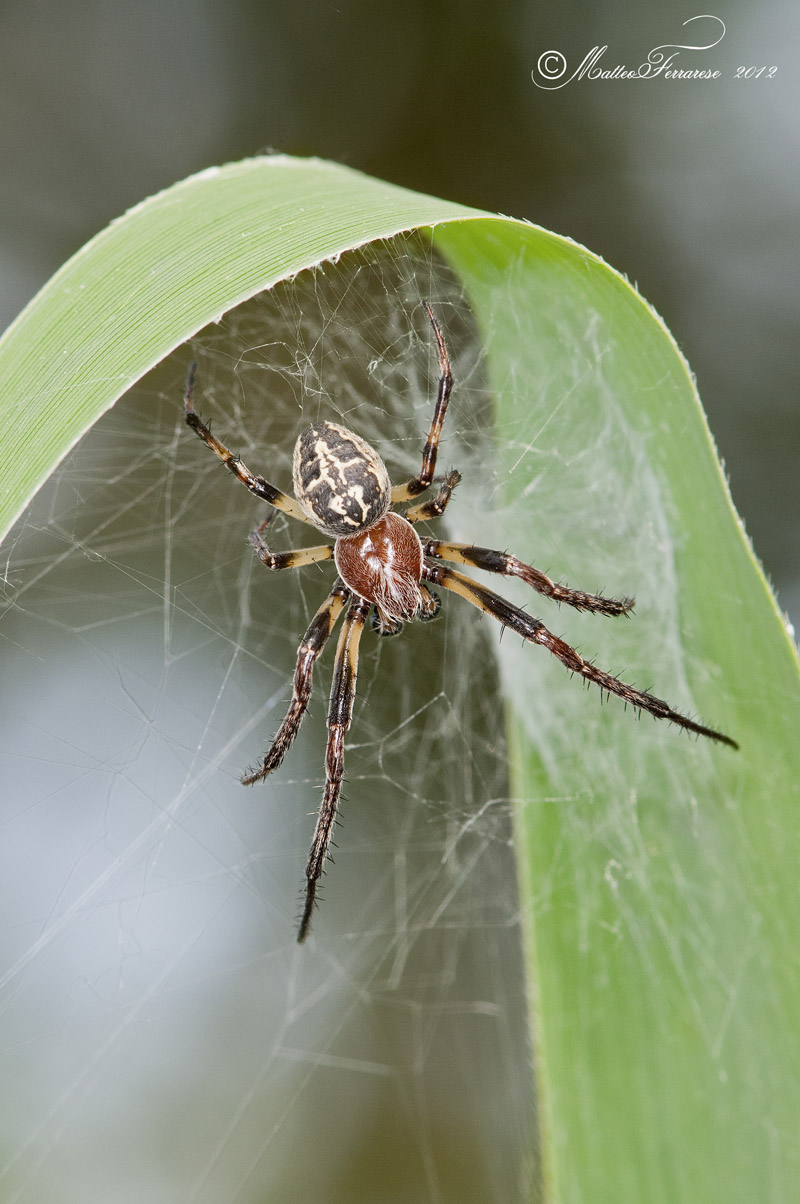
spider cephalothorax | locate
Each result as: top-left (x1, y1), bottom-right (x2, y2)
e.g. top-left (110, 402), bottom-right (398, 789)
top-left (184, 301), bottom-right (737, 943)
top-left (335, 512), bottom-right (435, 627)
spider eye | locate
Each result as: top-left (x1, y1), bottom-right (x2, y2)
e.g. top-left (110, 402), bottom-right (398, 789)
top-left (292, 421), bottom-right (391, 536)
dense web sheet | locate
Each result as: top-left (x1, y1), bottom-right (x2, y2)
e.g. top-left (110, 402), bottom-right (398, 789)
top-left (0, 240), bottom-right (539, 1202)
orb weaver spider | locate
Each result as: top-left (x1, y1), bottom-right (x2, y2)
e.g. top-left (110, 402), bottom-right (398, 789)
top-left (184, 302), bottom-right (737, 942)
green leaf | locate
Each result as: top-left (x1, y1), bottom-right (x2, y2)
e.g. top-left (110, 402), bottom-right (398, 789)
top-left (2, 156), bottom-right (798, 1202)
top-left (434, 220), bottom-right (800, 1203)
top-left (0, 156), bottom-right (480, 543)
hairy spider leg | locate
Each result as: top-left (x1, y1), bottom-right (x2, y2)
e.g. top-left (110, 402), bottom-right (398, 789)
top-left (423, 562), bottom-right (738, 749)
top-left (247, 515), bottom-right (334, 571)
top-left (184, 363), bottom-right (312, 525)
top-left (404, 470), bottom-right (462, 523)
top-left (299, 596), bottom-right (371, 942)
top-left (424, 541), bottom-right (634, 617)
top-left (391, 301), bottom-right (454, 504)
top-left (242, 581), bottom-right (350, 786)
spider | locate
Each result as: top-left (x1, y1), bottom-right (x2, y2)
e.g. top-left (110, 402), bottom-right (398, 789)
top-left (184, 301), bottom-right (737, 942)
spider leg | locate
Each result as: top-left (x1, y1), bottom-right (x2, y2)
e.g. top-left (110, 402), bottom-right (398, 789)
top-left (418, 585), bottom-right (441, 621)
top-left (423, 562), bottom-right (738, 749)
top-left (184, 362), bottom-right (312, 524)
top-left (242, 581), bottom-right (350, 786)
top-left (248, 516), bottom-right (334, 571)
top-left (424, 541), bottom-right (634, 616)
top-left (391, 302), bottom-right (454, 503)
top-left (404, 470), bottom-right (462, 523)
top-left (298, 595), bottom-right (371, 942)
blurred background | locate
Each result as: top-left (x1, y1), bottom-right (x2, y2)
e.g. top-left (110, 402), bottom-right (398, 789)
top-left (0, 2), bottom-right (796, 1201)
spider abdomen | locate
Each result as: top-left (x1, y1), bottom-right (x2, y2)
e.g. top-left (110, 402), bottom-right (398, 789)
top-left (335, 512), bottom-right (425, 622)
top-left (293, 421), bottom-right (391, 537)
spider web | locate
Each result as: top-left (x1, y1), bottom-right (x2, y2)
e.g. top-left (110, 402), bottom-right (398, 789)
top-left (0, 240), bottom-right (543, 1203)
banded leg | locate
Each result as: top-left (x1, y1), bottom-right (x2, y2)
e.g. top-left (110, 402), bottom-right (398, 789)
top-left (248, 516), bottom-right (334, 571)
top-left (242, 582), bottom-right (350, 786)
top-left (184, 363), bottom-right (310, 524)
top-left (404, 470), bottom-right (462, 523)
top-left (298, 596), bottom-right (371, 942)
top-left (424, 541), bottom-right (634, 616)
top-left (391, 301), bottom-right (454, 503)
top-left (423, 562), bottom-right (738, 749)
